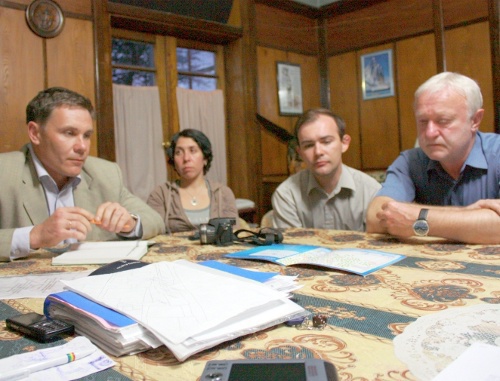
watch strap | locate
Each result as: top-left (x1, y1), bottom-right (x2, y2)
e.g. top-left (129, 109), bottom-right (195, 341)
top-left (418, 208), bottom-right (429, 220)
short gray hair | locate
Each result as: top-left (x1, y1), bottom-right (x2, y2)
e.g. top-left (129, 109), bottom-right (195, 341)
top-left (414, 72), bottom-right (483, 119)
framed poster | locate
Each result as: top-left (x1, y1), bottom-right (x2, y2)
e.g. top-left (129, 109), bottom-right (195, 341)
top-left (277, 62), bottom-right (303, 115)
top-left (361, 49), bottom-right (395, 100)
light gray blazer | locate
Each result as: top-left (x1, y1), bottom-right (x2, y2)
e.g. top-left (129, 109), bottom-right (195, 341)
top-left (0, 145), bottom-right (165, 261)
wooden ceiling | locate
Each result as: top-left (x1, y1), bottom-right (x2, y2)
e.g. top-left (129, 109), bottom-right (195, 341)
top-left (257, 0), bottom-right (390, 18)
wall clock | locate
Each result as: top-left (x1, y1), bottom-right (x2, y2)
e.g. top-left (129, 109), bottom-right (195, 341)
top-left (26, 0), bottom-right (65, 38)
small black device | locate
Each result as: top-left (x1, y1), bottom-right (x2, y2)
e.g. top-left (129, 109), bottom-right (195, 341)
top-left (200, 359), bottom-right (338, 381)
top-left (199, 217), bottom-right (236, 246)
top-left (6, 312), bottom-right (74, 342)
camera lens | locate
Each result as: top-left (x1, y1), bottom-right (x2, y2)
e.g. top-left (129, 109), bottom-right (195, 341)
top-left (199, 224), bottom-right (216, 244)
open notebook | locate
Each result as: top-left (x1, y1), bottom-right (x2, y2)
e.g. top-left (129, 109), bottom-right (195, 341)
top-left (51, 241), bottom-right (152, 266)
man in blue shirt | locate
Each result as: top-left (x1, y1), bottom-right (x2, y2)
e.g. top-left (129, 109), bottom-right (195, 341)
top-left (367, 72), bottom-right (500, 244)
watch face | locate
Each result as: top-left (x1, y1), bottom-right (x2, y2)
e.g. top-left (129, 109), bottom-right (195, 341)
top-left (413, 219), bottom-right (429, 236)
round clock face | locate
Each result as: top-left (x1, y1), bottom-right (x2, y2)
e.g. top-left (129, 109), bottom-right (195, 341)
top-left (26, 0), bottom-right (65, 38)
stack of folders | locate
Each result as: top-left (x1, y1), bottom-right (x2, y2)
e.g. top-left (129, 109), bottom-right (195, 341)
top-left (45, 260), bottom-right (306, 360)
top-left (44, 290), bottom-right (163, 356)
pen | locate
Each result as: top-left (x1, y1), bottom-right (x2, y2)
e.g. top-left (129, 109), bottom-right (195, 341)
top-left (90, 219), bottom-right (131, 230)
top-left (0, 347), bottom-right (95, 381)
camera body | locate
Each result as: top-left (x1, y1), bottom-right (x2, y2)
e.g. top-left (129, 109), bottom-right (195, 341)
top-left (199, 218), bottom-right (236, 246)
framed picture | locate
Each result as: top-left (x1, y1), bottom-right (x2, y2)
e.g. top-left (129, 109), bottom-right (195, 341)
top-left (361, 49), bottom-right (395, 100)
top-left (277, 62), bottom-right (303, 115)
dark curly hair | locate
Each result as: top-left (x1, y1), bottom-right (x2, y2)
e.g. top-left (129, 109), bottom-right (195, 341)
top-left (166, 129), bottom-right (213, 175)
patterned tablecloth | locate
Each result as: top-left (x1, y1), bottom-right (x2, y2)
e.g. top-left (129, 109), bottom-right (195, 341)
top-left (0, 229), bottom-right (499, 381)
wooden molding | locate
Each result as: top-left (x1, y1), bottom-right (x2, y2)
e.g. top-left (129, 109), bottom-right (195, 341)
top-left (321, 0), bottom-right (390, 17)
top-left (108, 2), bottom-right (242, 44)
top-left (256, 0), bottom-right (391, 19)
top-left (433, 0), bottom-right (447, 72)
top-left (254, 0), bottom-right (318, 18)
top-left (489, 0), bottom-right (500, 132)
top-left (92, 0), bottom-right (115, 161)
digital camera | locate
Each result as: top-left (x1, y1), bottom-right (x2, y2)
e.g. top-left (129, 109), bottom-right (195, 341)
top-left (199, 218), bottom-right (236, 246)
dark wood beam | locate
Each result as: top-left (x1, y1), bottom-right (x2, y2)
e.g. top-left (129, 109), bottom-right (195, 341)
top-left (254, 0), bottom-right (319, 19)
top-left (317, 17), bottom-right (330, 108)
top-left (256, 0), bottom-right (391, 19)
top-left (489, 0), bottom-right (500, 132)
top-left (320, 0), bottom-right (391, 18)
top-left (108, 2), bottom-right (242, 44)
top-left (256, 114), bottom-right (294, 143)
top-left (93, 0), bottom-right (115, 161)
top-left (432, 0), bottom-right (446, 72)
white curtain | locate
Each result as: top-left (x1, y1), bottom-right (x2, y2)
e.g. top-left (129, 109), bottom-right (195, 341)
top-left (176, 87), bottom-right (227, 185)
top-left (113, 84), bottom-right (167, 201)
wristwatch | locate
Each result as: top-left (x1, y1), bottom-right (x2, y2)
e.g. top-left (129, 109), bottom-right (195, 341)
top-left (130, 213), bottom-right (139, 225)
top-left (412, 208), bottom-right (429, 236)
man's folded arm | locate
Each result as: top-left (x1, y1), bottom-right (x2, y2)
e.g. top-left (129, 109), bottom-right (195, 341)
top-left (428, 204), bottom-right (500, 244)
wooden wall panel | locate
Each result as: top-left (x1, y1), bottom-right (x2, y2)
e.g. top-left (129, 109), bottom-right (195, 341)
top-left (8, 0), bottom-right (92, 16)
top-left (288, 51), bottom-right (321, 112)
top-left (445, 22), bottom-right (494, 133)
top-left (257, 46), bottom-right (321, 177)
top-left (328, 51), bottom-right (361, 169)
top-left (257, 46), bottom-right (289, 176)
top-left (47, 18), bottom-right (97, 156)
top-left (358, 44), bottom-right (400, 169)
top-left (0, 7), bottom-right (43, 153)
top-left (442, 0), bottom-right (488, 26)
top-left (327, 0), bottom-right (433, 54)
top-left (227, 0), bottom-right (241, 27)
top-left (395, 33), bottom-right (436, 151)
top-left (255, 3), bottom-right (318, 55)
top-left (326, 0), bottom-right (489, 55)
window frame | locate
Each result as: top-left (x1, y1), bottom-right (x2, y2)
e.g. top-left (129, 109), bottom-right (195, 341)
top-left (110, 30), bottom-right (225, 181)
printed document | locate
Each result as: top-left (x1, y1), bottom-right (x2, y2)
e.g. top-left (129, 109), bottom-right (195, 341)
top-left (225, 244), bottom-right (406, 276)
top-left (61, 260), bottom-right (306, 361)
top-left (0, 271), bottom-right (91, 299)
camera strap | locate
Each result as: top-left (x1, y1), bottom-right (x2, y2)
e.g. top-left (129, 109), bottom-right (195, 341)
top-left (233, 228), bottom-right (283, 246)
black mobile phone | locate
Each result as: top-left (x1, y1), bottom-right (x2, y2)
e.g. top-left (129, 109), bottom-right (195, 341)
top-left (6, 312), bottom-right (74, 342)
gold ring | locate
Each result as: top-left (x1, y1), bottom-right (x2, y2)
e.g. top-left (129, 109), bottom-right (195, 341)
top-left (68, 220), bottom-right (72, 230)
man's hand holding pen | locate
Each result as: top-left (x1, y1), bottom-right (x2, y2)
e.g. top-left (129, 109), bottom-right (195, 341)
top-left (29, 204), bottom-right (137, 250)
top-left (92, 201), bottom-right (136, 234)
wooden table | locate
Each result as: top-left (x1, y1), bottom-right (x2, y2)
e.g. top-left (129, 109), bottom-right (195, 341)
top-left (1, 229), bottom-right (499, 380)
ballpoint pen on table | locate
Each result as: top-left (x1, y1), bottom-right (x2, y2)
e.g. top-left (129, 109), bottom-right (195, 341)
top-left (0, 347), bottom-right (95, 381)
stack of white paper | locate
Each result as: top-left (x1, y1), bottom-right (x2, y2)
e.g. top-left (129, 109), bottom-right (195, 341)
top-left (44, 291), bottom-right (162, 356)
top-left (62, 260), bottom-right (307, 361)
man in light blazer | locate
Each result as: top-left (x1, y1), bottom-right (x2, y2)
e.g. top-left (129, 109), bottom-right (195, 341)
top-left (0, 87), bottom-right (164, 261)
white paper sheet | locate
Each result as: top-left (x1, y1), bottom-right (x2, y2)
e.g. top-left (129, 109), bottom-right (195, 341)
top-left (0, 336), bottom-right (114, 381)
top-left (432, 342), bottom-right (500, 381)
top-left (0, 271), bottom-right (91, 299)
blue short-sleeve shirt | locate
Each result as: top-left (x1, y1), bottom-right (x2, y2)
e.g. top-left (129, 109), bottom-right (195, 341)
top-left (377, 131), bottom-right (500, 206)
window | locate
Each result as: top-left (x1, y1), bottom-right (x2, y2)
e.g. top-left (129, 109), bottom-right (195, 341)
top-left (177, 47), bottom-right (217, 91)
top-left (112, 38), bottom-right (155, 86)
